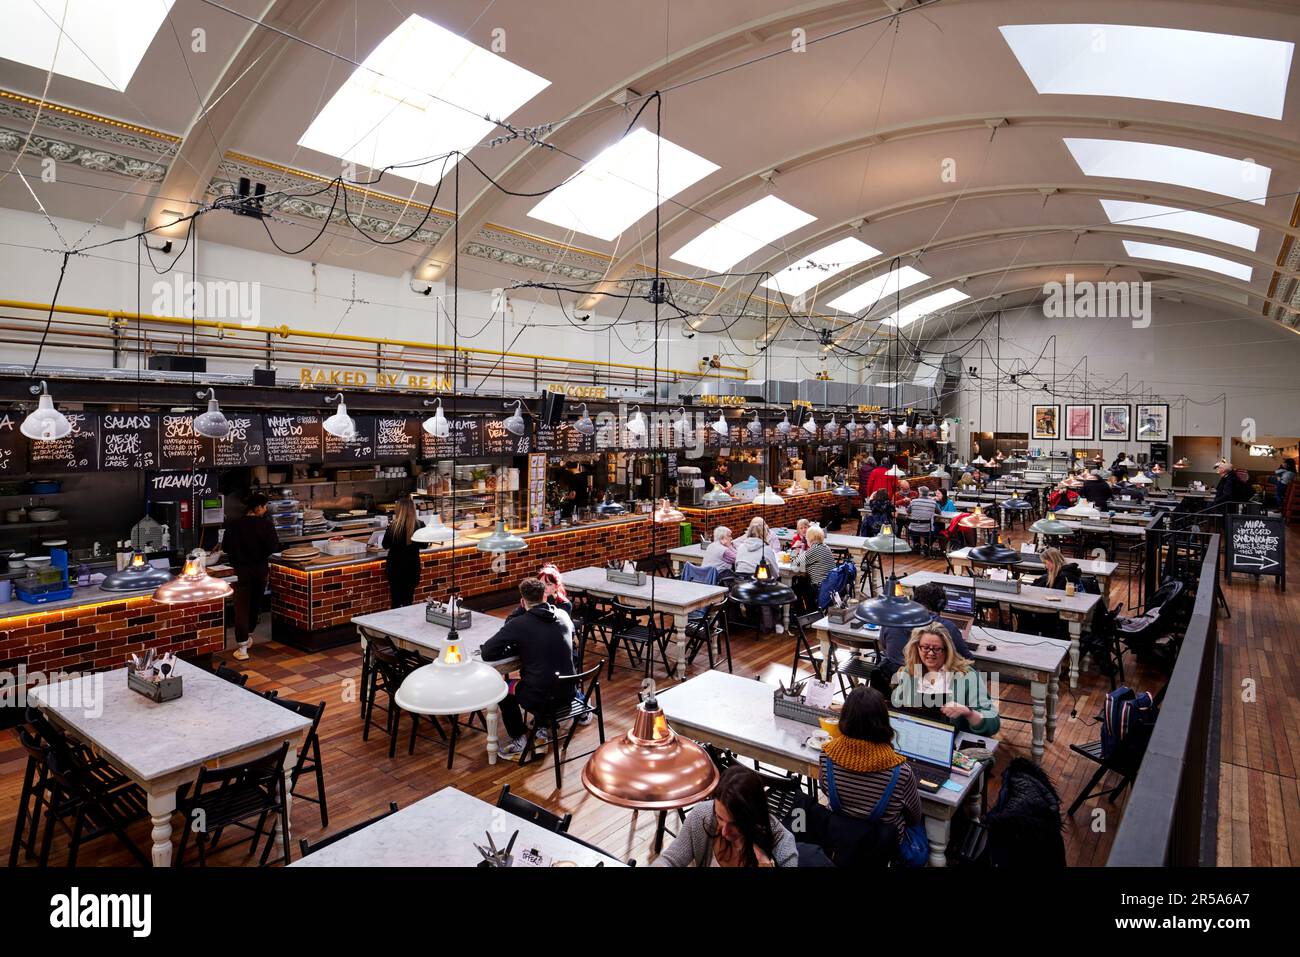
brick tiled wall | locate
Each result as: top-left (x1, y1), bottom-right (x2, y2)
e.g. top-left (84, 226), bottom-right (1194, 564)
top-left (679, 490), bottom-right (857, 542)
top-left (0, 596), bottom-right (225, 688)
top-left (270, 517), bottom-right (676, 632)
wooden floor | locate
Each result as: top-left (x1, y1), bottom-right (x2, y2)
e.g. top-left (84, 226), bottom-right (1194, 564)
top-left (1, 524), bottom-right (1291, 868)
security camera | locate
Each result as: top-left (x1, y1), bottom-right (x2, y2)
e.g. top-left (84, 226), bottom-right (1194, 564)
top-left (409, 280), bottom-right (433, 296)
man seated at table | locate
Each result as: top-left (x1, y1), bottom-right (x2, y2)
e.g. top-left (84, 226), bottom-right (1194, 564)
top-left (702, 525), bottom-right (737, 572)
top-left (1080, 469), bottom-right (1113, 510)
top-left (481, 577), bottom-right (577, 758)
top-left (874, 583), bottom-right (975, 687)
top-left (892, 479), bottom-right (913, 508)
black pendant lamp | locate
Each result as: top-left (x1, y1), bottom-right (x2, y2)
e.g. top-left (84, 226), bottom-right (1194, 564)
top-left (730, 558), bottom-right (795, 606)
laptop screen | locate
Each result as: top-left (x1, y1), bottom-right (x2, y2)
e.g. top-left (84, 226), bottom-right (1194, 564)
top-left (890, 711), bottom-right (956, 767)
top-left (942, 583), bottom-right (976, 616)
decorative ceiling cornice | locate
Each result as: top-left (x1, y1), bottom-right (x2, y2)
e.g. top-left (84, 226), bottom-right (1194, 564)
top-left (0, 125), bottom-right (167, 181)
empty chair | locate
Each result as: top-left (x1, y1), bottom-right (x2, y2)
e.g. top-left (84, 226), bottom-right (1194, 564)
top-left (606, 601), bottom-right (674, 680)
top-left (496, 784), bottom-right (572, 833)
top-left (269, 697), bottom-right (329, 827)
top-left (212, 660), bottom-right (249, 686)
top-left (175, 741), bottom-right (292, 866)
top-left (299, 802), bottom-right (399, 858)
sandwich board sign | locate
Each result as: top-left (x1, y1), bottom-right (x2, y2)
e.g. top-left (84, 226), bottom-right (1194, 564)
top-left (1224, 513), bottom-right (1285, 590)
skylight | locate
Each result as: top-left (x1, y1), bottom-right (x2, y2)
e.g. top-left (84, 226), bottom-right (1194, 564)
top-left (528, 128), bottom-right (718, 241)
top-left (762, 237), bottom-right (881, 297)
top-left (670, 196), bottom-right (817, 273)
top-left (298, 15), bottom-right (550, 185)
top-left (827, 265), bottom-right (929, 314)
top-left (0, 0), bottom-right (175, 91)
top-left (1122, 241), bottom-right (1253, 282)
top-left (878, 288), bottom-right (971, 329)
top-left (1064, 138), bottom-right (1271, 205)
top-left (1000, 24), bottom-right (1293, 120)
top-left (1099, 200), bottom-right (1259, 251)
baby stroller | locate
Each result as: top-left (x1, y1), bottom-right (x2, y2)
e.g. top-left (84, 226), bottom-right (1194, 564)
top-left (1086, 578), bottom-right (1189, 683)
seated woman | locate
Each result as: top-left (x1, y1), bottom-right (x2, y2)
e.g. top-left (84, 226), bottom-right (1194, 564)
top-left (654, 765), bottom-right (799, 867)
top-left (1031, 547), bottom-right (1068, 590)
top-left (702, 525), bottom-right (737, 572)
top-left (789, 518), bottom-right (812, 552)
top-left (734, 517), bottom-right (784, 634)
top-left (537, 563), bottom-right (573, 615)
top-left (819, 686), bottom-right (923, 843)
top-left (891, 624), bottom-right (1000, 735)
top-left (791, 525), bottom-right (835, 611)
top-left (859, 489), bottom-right (893, 537)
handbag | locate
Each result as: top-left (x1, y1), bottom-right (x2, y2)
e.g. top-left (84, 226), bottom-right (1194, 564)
top-left (825, 759), bottom-right (930, 868)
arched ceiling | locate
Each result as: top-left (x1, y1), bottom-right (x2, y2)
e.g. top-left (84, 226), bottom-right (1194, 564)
top-left (2, 0), bottom-right (1299, 359)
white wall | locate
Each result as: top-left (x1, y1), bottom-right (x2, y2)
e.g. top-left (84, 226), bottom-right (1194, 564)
top-left (939, 299), bottom-right (1300, 457)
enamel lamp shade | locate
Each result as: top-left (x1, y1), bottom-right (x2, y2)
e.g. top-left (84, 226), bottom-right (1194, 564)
top-left (958, 507), bottom-right (997, 529)
top-left (753, 486), bottom-right (785, 505)
top-left (730, 559), bottom-right (796, 606)
top-left (573, 403), bottom-right (595, 436)
top-left (1030, 513), bottom-right (1074, 536)
top-left (422, 398), bottom-right (450, 438)
top-left (886, 465), bottom-right (906, 477)
top-left (866, 524), bottom-right (911, 554)
top-left (101, 552), bottom-right (174, 592)
top-left (476, 521), bottom-right (527, 553)
top-left (653, 499), bottom-right (685, 523)
top-left (832, 476), bottom-right (858, 496)
top-left (20, 381), bottom-right (71, 441)
top-left (855, 578), bottom-right (932, 627)
top-left (412, 514), bottom-right (453, 543)
top-left (596, 492), bottom-right (628, 515)
top-left (394, 629), bottom-right (506, 715)
top-left (702, 484), bottom-right (733, 504)
top-left (152, 550), bottom-right (232, 604)
top-left (582, 688), bottom-right (721, 810)
top-left (322, 394), bottom-right (356, 440)
top-left (193, 388), bottom-right (231, 439)
top-left (969, 536), bottom-right (1022, 566)
top-left (711, 411), bottom-right (729, 437)
top-left (1130, 472), bottom-right (1153, 485)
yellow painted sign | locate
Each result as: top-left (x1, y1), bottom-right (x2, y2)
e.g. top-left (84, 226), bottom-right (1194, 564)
top-left (298, 368), bottom-right (453, 391)
top-left (698, 394), bottom-right (747, 407)
top-left (546, 383), bottom-right (607, 399)
top-left (856, 405), bottom-right (883, 413)
top-left (791, 399), bottom-right (813, 409)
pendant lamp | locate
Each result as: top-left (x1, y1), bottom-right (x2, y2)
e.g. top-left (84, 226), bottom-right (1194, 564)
top-left (192, 387), bottom-right (231, 439)
top-left (1130, 472), bottom-right (1153, 486)
top-left (825, 414), bottom-right (838, 436)
top-left (702, 483), bottom-right (733, 504)
top-left (711, 410), bottom-right (729, 438)
top-left (865, 419), bottom-right (878, 436)
top-left (322, 393), bottom-right (356, 440)
top-left (20, 381), bottom-right (72, 441)
top-left (866, 524), bottom-right (911, 554)
top-left (412, 514), bottom-right (453, 543)
top-left (653, 499), bottom-right (685, 523)
top-left (582, 687), bottom-right (720, 810)
top-left (897, 420), bottom-right (909, 437)
top-left (422, 397), bottom-right (450, 438)
top-left (747, 411), bottom-right (763, 438)
top-left (626, 404), bottom-right (647, 438)
top-left (596, 491), bottom-right (628, 515)
top-left (845, 415), bottom-right (857, 435)
top-left (969, 533), bottom-right (1022, 566)
top-left (753, 485), bottom-right (785, 505)
top-left (832, 476), bottom-right (858, 496)
top-left (573, 403), bottom-right (596, 436)
top-left (972, 454), bottom-right (988, 466)
top-left (729, 558), bottom-right (796, 606)
top-left (801, 413), bottom-right (818, 436)
top-left (394, 624), bottom-right (507, 715)
top-left (476, 521), bottom-right (527, 553)
top-left (1173, 457), bottom-right (1190, 469)
top-left (503, 400), bottom-right (527, 436)
top-left (958, 506), bottom-right (997, 530)
top-left (929, 464), bottom-right (950, 479)
top-left (776, 413), bottom-right (793, 435)
top-left (886, 464), bottom-right (906, 478)
top-left (882, 419), bottom-right (895, 435)
top-left (1029, 512), bottom-right (1073, 536)
top-left (152, 549), bottom-right (233, 604)
top-left (101, 552), bottom-right (174, 592)
top-left (855, 576), bottom-right (932, 627)
top-left (1063, 502), bottom-right (1100, 518)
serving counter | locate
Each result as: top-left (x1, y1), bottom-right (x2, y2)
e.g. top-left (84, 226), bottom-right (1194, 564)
top-left (0, 586), bottom-right (225, 724)
top-left (677, 489), bottom-right (855, 543)
top-left (268, 513), bottom-right (666, 650)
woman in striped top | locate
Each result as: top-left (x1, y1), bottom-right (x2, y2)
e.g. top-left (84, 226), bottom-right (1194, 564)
top-left (792, 525), bottom-right (836, 612)
top-left (819, 686), bottom-right (922, 842)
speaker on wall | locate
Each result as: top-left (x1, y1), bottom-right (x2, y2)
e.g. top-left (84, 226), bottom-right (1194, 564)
top-left (541, 390), bottom-right (566, 427)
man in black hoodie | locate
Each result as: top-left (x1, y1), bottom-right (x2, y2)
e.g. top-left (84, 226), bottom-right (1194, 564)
top-left (1211, 460), bottom-right (1254, 512)
top-left (482, 577), bottom-right (575, 757)
top-left (221, 491), bottom-right (280, 661)
top-left (1080, 470), bottom-right (1112, 511)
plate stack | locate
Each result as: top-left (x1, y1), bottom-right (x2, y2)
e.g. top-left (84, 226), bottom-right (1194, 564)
top-left (301, 508), bottom-right (328, 536)
top-left (281, 545), bottom-right (321, 563)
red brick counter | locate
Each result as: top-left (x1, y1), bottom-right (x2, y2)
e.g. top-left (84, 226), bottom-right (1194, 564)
top-left (269, 515), bottom-right (679, 650)
top-left (0, 592), bottom-right (225, 716)
top-left (679, 489), bottom-right (857, 542)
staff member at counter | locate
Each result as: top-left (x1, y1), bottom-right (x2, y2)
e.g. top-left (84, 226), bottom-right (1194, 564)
top-left (223, 492), bottom-right (280, 661)
top-left (709, 458), bottom-right (733, 491)
top-left (382, 498), bottom-right (425, 609)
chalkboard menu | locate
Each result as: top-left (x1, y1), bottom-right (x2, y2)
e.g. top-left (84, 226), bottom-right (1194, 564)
top-left (100, 412), bottom-right (159, 470)
top-left (535, 422), bottom-right (594, 455)
top-left (28, 412), bottom-right (98, 473)
top-left (0, 413), bottom-right (21, 474)
top-left (209, 412), bottom-right (265, 467)
top-left (148, 469), bottom-right (215, 502)
top-left (374, 416), bottom-right (420, 461)
top-left (1225, 513), bottom-right (1285, 588)
top-left (421, 414), bottom-right (481, 459)
top-left (264, 414), bottom-right (324, 464)
top-left (324, 415), bottom-right (376, 464)
top-left (483, 415), bottom-right (531, 455)
top-left (158, 414), bottom-right (209, 469)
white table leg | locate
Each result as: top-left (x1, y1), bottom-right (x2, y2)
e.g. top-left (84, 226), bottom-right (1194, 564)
top-left (486, 706), bottom-right (500, 765)
top-left (818, 632), bottom-right (832, 681)
top-left (1067, 619), bottom-right (1082, 688)
top-left (1029, 679), bottom-right (1047, 764)
top-left (1047, 674), bottom-right (1059, 742)
top-left (924, 814), bottom-right (950, 868)
top-left (146, 789), bottom-right (176, 867)
top-left (673, 611), bottom-right (690, 680)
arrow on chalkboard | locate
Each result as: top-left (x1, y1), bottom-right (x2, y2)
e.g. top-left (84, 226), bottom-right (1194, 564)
top-left (1233, 554), bottom-right (1278, 571)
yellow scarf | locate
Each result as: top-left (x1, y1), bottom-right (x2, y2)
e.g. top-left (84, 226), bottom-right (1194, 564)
top-left (821, 735), bottom-right (905, 773)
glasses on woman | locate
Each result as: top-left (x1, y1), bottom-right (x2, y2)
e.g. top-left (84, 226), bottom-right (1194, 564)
top-left (919, 644), bottom-right (946, 658)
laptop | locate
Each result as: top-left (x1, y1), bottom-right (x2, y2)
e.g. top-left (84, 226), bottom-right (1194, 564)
top-left (889, 711), bottom-right (956, 792)
top-left (941, 582), bottom-right (976, 617)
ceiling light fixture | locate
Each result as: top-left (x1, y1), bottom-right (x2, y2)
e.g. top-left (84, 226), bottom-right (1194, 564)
top-left (422, 397), bottom-right (450, 438)
top-left (192, 387), bottom-right (231, 439)
top-left (20, 381), bottom-right (72, 441)
top-left (322, 393), bottom-right (356, 440)
top-left (573, 403), bottom-right (596, 436)
top-left (503, 399), bottom-right (528, 436)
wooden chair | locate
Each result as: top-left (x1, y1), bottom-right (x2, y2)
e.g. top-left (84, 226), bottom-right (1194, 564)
top-left (175, 742), bottom-right (292, 866)
top-left (299, 802), bottom-right (399, 858)
top-left (496, 784), bottom-right (572, 833)
top-left (518, 662), bottom-right (606, 790)
top-left (269, 696), bottom-right (329, 827)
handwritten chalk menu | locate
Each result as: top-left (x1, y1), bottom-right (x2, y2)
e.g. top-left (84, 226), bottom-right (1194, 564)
top-left (324, 415), bottom-right (376, 463)
top-left (264, 414), bottom-right (324, 464)
top-left (207, 413), bottom-right (265, 467)
top-left (420, 414), bottom-right (480, 459)
top-left (99, 413), bottom-right (159, 470)
top-left (483, 415), bottom-right (531, 455)
top-left (535, 422), bottom-right (593, 455)
top-left (0, 413), bottom-right (21, 474)
top-left (158, 414), bottom-right (210, 469)
top-left (1225, 513), bottom-right (1285, 589)
top-left (27, 412), bottom-right (98, 472)
top-left (374, 417), bottom-right (420, 460)
top-left (148, 469), bottom-right (214, 502)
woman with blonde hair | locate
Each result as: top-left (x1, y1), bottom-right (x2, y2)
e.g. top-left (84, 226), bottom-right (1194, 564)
top-left (1035, 547), bottom-right (1068, 590)
top-left (381, 497), bottom-right (426, 608)
top-left (892, 623), bottom-right (999, 734)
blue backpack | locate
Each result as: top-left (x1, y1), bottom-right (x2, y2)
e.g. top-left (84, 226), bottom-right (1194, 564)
top-left (818, 561), bottom-right (858, 610)
top-left (1099, 686), bottom-right (1157, 760)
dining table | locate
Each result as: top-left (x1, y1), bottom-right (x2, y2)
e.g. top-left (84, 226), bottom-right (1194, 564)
top-left (27, 659), bottom-right (312, 867)
top-left (668, 542), bottom-right (799, 630)
top-left (946, 546), bottom-right (1119, 601)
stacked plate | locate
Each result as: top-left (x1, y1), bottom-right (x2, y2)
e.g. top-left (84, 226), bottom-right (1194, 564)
top-left (281, 545), bottom-right (321, 562)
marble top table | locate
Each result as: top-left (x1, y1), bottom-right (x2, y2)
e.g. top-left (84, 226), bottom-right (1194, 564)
top-left (291, 787), bottom-right (624, 867)
top-left (898, 570), bottom-right (1101, 688)
top-left (947, 546), bottom-right (1118, 600)
top-left (354, 605), bottom-right (513, 765)
top-left (27, 659), bottom-right (311, 867)
top-left (563, 566), bottom-right (727, 680)
top-left (809, 617), bottom-right (1068, 764)
top-left (1057, 518), bottom-right (1148, 538)
top-left (656, 671), bottom-right (995, 867)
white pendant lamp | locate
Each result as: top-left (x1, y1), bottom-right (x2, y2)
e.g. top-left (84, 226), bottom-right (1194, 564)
top-left (754, 485), bottom-right (785, 505)
top-left (972, 454), bottom-right (988, 466)
top-left (573, 403), bottom-right (595, 436)
top-left (882, 419), bottom-right (895, 435)
top-left (395, 626), bottom-right (507, 717)
top-left (626, 404), bottom-right (647, 438)
top-left (1130, 472), bottom-right (1153, 486)
top-left (801, 413), bottom-right (818, 436)
top-left (711, 410), bottom-right (729, 438)
top-left (412, 513), bottom-right (453, 543)
top-left (192, 387), bottom-right (231, 439)
top-left (776, 412), bottom-right (793, 435)
top-left (886, 464), bottom-right (906, 477)
top-left (897, 420), bottom-right (909, 437)
top-left (422, 397), bottom-right (450, 438)
top-left (20, 381), bottom-right (72, 441)
top-left (825, 413), bottom-right (838, 436)
top-left (747, 411), bottom-right (763, 437)
top-left (323, 393), bottom-right (356, 440)
top-left (503, 400), bottom-right (527, 436)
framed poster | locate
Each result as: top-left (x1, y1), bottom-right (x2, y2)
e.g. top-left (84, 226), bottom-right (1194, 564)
top-left (1135, 403), bottom-right (1169, 442)
top-left (1031, 404), bottom-right (1060, 440)
top-left (1065, 404), bottom-right (1095, 441)
top-left (1099, 404), bottom-right (1131, 441)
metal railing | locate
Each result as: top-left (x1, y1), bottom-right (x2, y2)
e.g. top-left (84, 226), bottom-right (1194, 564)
top-left (1106, 531), bottom-right (1221, 867)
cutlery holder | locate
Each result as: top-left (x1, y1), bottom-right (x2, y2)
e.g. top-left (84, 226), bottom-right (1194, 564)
top-left (128, 671), bottom-right (183, 702)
